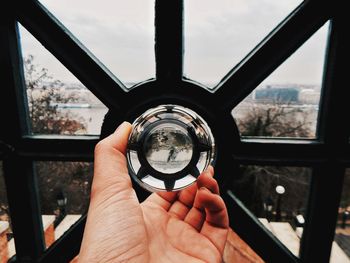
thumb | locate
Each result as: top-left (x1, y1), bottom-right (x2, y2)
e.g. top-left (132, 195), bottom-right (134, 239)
top-left (92, 121), bottom-right (133, 200)
top-left (80, 122), bottom-right (147, 262)
top-left (102, 121), bottom-right (132, 154)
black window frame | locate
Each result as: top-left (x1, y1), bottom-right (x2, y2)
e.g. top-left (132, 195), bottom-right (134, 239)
top-left (0, 0), bottom-right (349, 262)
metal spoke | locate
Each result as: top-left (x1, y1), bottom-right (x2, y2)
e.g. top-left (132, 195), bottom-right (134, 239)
top-left (215, 136), bottom-right (350, 166)
top-left (235, 138), bottom-right (326, 166)
top-left (39, 216), bottom-right (86, 263)
top-left (15, 0), bottom-right (127, 111)
top-left (18, 135), bottom-right (99, 161)
top-left (213, 0), bottom-right (329, 112)
top-left (164, 179), bottom-right (176, 191)
top-left (155, 0), bottom-right (184, 82)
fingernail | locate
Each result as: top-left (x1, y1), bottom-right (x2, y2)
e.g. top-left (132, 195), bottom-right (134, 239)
top-left (205, 165), bottom-right (214, 176)
top-left (114, 121), bottom-right (128, 134)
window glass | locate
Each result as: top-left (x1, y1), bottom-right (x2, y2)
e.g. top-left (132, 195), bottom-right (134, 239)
top-left (19, 25), bottom-right (108, 135)
top-left (236, 165), bottom-right (311, 257)
top-left (39, 0), bottom-right (155, 87)
top-left (184, 0), bottom-right (303, 88)
top-left (232, 22), bottom-right (329, 138)
top-left (35, 161), bottom-right (93, 249)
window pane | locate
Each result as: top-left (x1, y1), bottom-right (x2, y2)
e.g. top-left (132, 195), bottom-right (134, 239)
top-left (333, 169), bottom-right (350, 261)
top-left (236, 165), bottom-right (311, 257)
top-left (184, 0), bottom-right (303, 88)
top-left (39, 0), bottom-right (155, 87)
top-left (232, 22), bottom-right (329, 139)
top-left (35, 161), bottom-right (93, 249)
top-left (19, 25), bottom-right (108, 135)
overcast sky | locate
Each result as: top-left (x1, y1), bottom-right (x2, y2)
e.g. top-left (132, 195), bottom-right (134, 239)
top-left (19, 0), bottom-right (329, 88)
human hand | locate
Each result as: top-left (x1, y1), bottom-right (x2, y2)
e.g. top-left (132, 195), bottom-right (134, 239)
top-left (79, 122), bottom-right (229, 263)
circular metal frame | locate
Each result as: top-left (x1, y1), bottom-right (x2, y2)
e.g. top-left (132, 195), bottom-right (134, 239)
top-left (101, 79), bottom-right (242, 197)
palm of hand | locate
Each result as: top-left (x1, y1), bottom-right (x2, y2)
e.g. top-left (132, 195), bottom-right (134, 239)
top-left (136, 171), bottom-right (229, 263)
top-left (141, 201), bottom-right (227, 262)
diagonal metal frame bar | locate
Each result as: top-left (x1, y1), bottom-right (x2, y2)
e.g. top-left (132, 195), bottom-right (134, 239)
top-left (38, 216), bottom-right (86, 263)
top-left (300, 10), bottom-right (350, 262)
top-left (0, 16), bottom-right (46, 261)
top-left (213, 0), bottom-right (329, 111)
top-left (223, 190), bottom-right (298, 262)
top-left (13, 0), bottom-right (127, 111)
top-left (155, 0), bottom-right (184, 82)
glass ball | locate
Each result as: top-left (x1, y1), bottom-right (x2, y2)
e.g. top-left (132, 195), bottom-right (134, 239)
top-left (127, 104), bottom-right (215, 192)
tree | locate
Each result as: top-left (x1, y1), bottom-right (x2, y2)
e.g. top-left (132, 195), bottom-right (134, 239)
top-left (235, 101), bottom-right (313, 138)
top-left (35, 161), bottom-right (93, 215)
top-left (25, 54), bottom-right (86, 135)
top-left (236, 165), bottom-right (311, 219)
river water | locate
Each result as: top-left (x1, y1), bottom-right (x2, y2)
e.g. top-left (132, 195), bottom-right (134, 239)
top-left (60, 106), bottom-right (108, 135)
top-left (59, 101), bottom-right (319, 138)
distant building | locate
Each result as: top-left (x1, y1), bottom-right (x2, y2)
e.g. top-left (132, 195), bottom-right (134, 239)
top-left (254, 86), bottom-right (299, 103)
top-left (298, 89), bottom-right (320, 104)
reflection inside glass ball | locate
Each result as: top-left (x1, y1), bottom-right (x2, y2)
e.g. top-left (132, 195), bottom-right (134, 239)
top-left (126, 104), bottom-right (215, 192)
top-left (143, 124), bottom-right (193, 174)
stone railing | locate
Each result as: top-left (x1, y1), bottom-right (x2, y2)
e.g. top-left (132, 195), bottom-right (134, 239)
top-left (0, 215), bottom-right (55, 262)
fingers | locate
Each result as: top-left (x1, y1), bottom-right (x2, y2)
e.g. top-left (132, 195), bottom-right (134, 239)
top-left (143, 178), bottom-right (198, 212)
top-left (91, 122), bottom-right (134, 200)
top-left (199, 188), bottom-right (229, 229)
top-left (183, 167), bottom-right (219, 228)
top-left (199, 189), bottom-right (229, 254)
top-left (197, 166), bottom-right (219, 194)
top-left (144, 166), bottom-right (216, 214)
top-left (183, 188), bottom-right (207, 231)
top-left (144, 165), bottom-right (222, 228)
top-left (167, 166), bottom-right (215, 219)
top-left (184, 186), bottom-right (228, 240)
top-left (167, 183), bottom-right (198, 219)
top-left (143, 191), bottom-right (178, 211)
top-left (184, 186), bottom-right (229, 254)
top-left (184, 166), bottom-right (229, 254)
